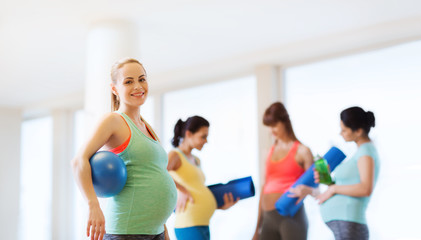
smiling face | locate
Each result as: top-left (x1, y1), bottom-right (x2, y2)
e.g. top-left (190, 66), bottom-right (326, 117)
top-left (111, 62), bottom-right (148, 108)
top-left (186, 126), bottom-right (209, 151)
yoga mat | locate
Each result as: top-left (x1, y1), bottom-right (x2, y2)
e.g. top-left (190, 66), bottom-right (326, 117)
top-left (208, 176), bottom-right (255, 207)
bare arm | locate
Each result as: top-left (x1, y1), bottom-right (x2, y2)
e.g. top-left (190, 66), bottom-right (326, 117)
top-left (297, 144), bottom-right (314, 171)
top-left (167, 151), bottom-right (194, 211)
top-left (317, 155), bottom-right (375, 203)
top-left (288, 144), bottom-right (316, 202)
top-left (252, 190), bottom-right (264, 240)
top-left (167, 150), bottom-right (182, 171)
top-left (71, 113), bottom-right (123, 240)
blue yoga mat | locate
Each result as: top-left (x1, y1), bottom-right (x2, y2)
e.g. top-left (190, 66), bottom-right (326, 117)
top-left (275, 147), bottom-right (346, 217)
top-left (208, 176), bottom-right (255, 207)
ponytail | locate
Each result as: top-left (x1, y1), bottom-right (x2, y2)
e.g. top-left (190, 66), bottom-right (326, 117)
top-left (366, 111), bottom-right (376, 129)
top-left (171, 119), bottom-right (185, 147)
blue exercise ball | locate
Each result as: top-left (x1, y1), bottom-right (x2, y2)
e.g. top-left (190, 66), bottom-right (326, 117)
top-left (89, 151), bottom-right (127, 198)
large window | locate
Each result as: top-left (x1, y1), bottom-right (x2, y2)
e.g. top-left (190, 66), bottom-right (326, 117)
top-left (20, 117), bottom-right (53, 240)
top-left (162, 76), bottom-right (259, 239)
top-left (285, 40), bottom-right (421, 240)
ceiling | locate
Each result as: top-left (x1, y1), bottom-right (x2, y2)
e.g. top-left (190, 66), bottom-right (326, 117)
top-left (1, 0), bottom-right (421, 108)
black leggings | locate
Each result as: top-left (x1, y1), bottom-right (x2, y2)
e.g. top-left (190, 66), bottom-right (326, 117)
top-left (326, 220), bottom-right (369, 240)
top-left (103, 232), bottom-right (165, 240)
top-left (260, 207), bottom-right (308, 240)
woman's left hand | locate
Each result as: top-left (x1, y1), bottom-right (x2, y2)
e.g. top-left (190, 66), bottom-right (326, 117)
top-left (219, 192), bottom-right (239, 210)
top-left (288, 184), bottom-right (313, 204)
top-left (316, 185), bottom-right (336, 204)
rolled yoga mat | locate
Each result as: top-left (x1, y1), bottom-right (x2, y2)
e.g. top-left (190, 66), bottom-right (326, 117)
top-left (275, 146), bottom-right (346, 217)
top-left (208, 176), bottom-right (255, 207)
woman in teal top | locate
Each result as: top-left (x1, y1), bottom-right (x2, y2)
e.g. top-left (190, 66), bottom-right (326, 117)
top-left (315, 106), bottom-right (380, 240)
top-left (71, 58), bottom-right (177, 240)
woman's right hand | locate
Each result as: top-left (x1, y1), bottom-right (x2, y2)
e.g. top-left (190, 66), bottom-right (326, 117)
top-left (314, 169), bottom-right (320, 183)
top-left (176, 189), bottom-right (194, 212)
top-left (87, 203), bottom-right (106, 240)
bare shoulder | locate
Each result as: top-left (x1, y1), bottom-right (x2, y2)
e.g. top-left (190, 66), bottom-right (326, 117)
top-left (358, 155), bottom-right (374, 165)
top-left (296, 143), bottom-right (314, 169)
top-left (77, 113), bottom-right (127, 159)
top-left (168, 150), bottom-right (181, 161)
top-left (103, 112), bottom-right (124, 124)
top-left (96, 112), bottom-right (126, 131)
top-left (168, 150), bottom-right (182, 171)
top-left (297, 143), bottom-right (312, 157)
top-left (93, 112), bottom-right (128, 140)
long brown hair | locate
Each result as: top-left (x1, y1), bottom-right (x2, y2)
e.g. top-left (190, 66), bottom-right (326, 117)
top-left (263, 102), bottom-right (297, 141)
top-left (110, 58), bottom-right (144, 111)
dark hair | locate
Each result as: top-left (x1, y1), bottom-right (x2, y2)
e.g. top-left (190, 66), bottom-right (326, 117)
top-left (340, 106), bottom-right (375, 134)
top-left (171, 116), bottom-right (210, 147)
top-left (263, 102), bottom-right (297, 141)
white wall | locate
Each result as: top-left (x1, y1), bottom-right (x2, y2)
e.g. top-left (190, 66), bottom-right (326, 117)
top-left (0, 107), bottom-right (22, 240)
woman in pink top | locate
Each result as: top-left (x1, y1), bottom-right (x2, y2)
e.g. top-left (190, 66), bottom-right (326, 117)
top-left (253, 102), bottom-right (315, 240)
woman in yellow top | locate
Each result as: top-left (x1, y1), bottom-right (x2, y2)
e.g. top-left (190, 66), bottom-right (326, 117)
top-left (167, 116), bottom-right (238, 240)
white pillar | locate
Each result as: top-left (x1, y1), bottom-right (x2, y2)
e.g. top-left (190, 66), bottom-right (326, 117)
top-left (51, 109), bottom-right (75, 240)
top-left (255, 65), bottom-right (285, 186)
top-left (85, 20), bottom-right (140, 129)
top-left (0, 107), bottom-right (22, 240)
top-left (76, 19), bottom-right (140, 238)
top-left (152, 94), bottom-right (164, 138)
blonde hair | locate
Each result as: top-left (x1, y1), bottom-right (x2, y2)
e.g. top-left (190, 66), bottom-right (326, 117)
top-left (110, 58), bottom-right (144, 111)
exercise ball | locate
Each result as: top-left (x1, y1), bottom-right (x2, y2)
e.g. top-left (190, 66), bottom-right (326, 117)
top-left (89, 151), bottom-right (127, 198)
